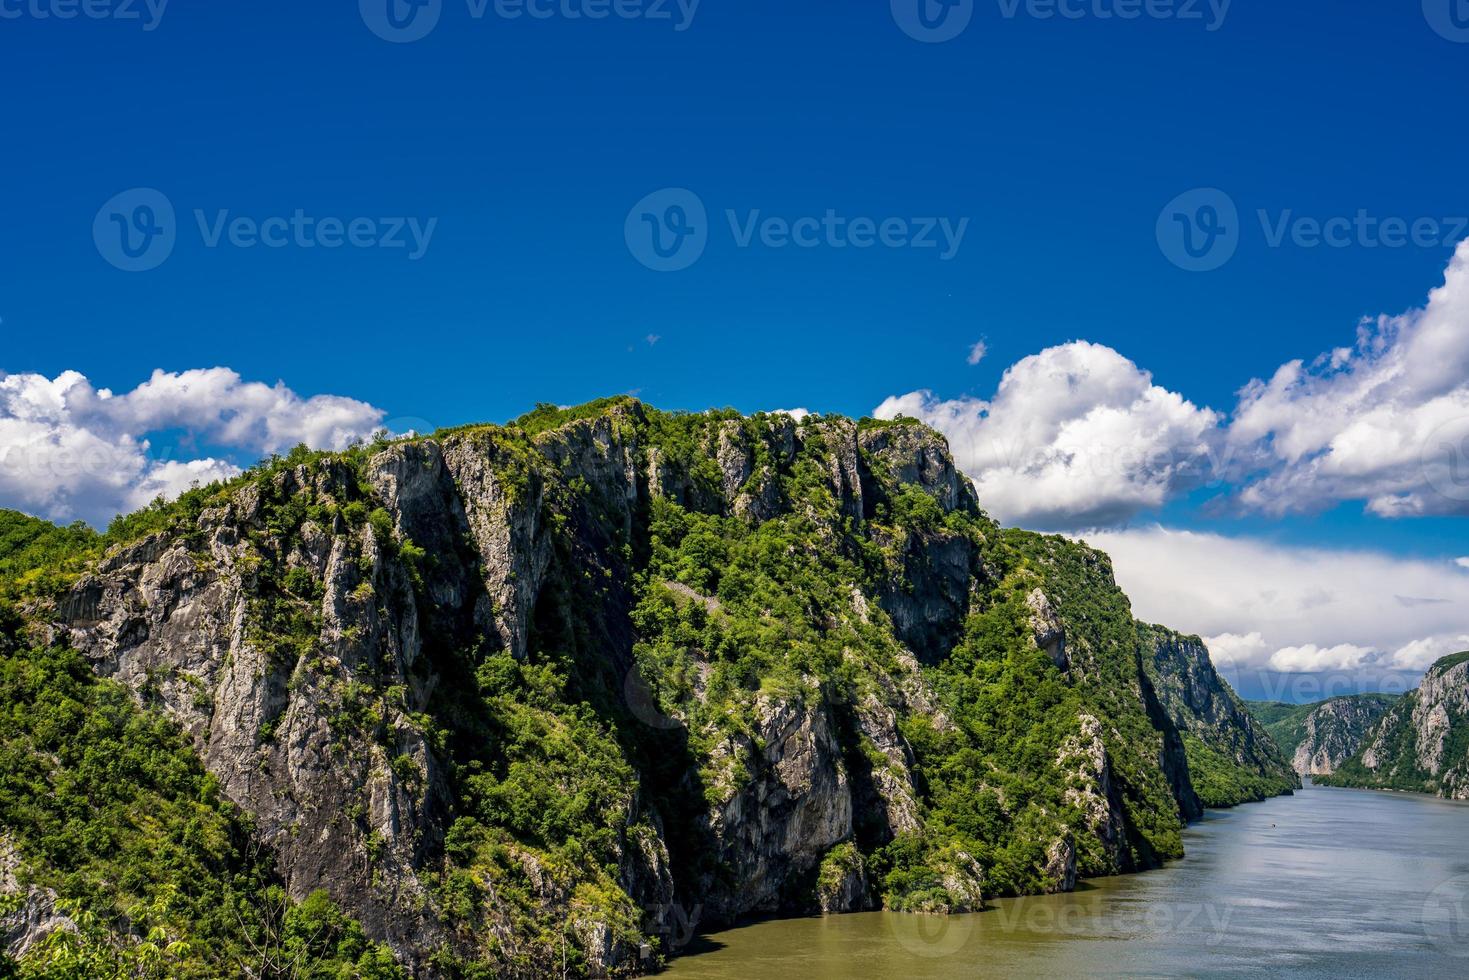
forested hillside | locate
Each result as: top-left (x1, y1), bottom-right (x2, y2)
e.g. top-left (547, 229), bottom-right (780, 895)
top-left (0, 399), bottom-right (1295, 977)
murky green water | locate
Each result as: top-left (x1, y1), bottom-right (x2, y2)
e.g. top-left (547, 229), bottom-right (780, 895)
top-left (662, 783), bottom-right (1469, 977)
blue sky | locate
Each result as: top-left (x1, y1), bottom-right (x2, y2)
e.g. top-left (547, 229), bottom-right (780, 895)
top-left (3, 1), bottom-right (1469, 698)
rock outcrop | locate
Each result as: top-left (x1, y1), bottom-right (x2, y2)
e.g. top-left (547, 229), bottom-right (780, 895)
top-left (1321, 654), bottom-right (1469, 799)
top-left (1249, 695), bottom-right (1398, 777)
top-left (0, 398), bottom-right (1300, 976)
top-left (1138, 625), bottom-right (1299, 806)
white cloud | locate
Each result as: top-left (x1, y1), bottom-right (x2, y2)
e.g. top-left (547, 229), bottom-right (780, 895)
top-left (1390, 633), bottom-right (1469, 671)
top-left (1229, 238), bottom-right (1469, 517)
top-left (0, 368), bottom-right (386, 526)
top-left (1269, 643), bottom-right (1375, 673)
top-left (1455, 557), bottom-right (1469, 570)
top-left (1086, 525), bottom-right (1469, 687)
top-left (1204, 631), bottom-right (1268, 668)
top-left (966, 340), bottom-right (988, 366)
top-left (769, 408), bottom-right (811, 421)
top-left (874, 241), bottom-right (1469, 530)
top-left (875, 342), bottom-right (1222, 529)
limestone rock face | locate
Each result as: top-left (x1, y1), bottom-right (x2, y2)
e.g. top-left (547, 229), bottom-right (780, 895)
top-left (1025, 588), bottom-right (1068, 671)
top-left (24, 400), bottom-right (1303, 975)
top-left (1336, 655), bottom-right (1469, 799)
top-left (1056, 713), bottom-right (1127, 879)
top-left (1290, 696), bottom-right (1396, 776)
top-left (700, 694), bottom-right (854, 919)
top-left (0, 839), bottom-right (72, 962)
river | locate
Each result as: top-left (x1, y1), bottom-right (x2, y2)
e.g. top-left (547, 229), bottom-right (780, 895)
top-left (661, 783), bottom-right (1469, 977)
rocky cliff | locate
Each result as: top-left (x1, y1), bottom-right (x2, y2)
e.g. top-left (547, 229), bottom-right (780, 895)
top-left (0, 398), bottom-right (1297, 977)
top-left (1319, 654), bottom-right (1469, 798)
top-left (1248, 695), bottom-right (1398, 777)
top-left (1138, 625), bottom-right (1299, 806)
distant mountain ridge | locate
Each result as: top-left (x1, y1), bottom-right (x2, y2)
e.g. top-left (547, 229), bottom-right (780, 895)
top-left (1248, 694), bottom-right (1400, 777)
top-left (1318, 653), bottom-right (1469, 798)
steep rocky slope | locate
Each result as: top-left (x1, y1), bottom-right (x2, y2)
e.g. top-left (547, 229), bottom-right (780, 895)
top-left (0, 399), bottom-right (1296, 977)
top-left (1319, 654), bottom-right (1469, 798)
top-left (1248, 695), bottom-right (1398, 777)
top-left (1138, 626), bottom-right (1299, 806)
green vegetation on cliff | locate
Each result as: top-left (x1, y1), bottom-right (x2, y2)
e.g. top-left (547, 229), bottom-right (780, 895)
top-left (0, 606), bottom-right (403, 979)
top-left (0, 399), bottom-right (1298, 977)
top-left (1136, 624), bottom-right (1299, 808)
top-left (1246, 695), bottom-right (1399, 767)
top-left (1317, 654), bottom-right (1469, 797)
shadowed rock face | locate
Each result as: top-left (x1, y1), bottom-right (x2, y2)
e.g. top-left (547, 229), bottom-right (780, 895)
top-left (1138, 625), bottom-right (1299, 807)
top-left (34, 400), bottom-right (1291, 975)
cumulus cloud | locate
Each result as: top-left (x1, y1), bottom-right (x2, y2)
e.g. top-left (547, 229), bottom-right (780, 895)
top-left (874, 342), bottom-right (1222, 529)
top-left (1268, 643), bottom-right (1375, 673)
top-left (1458, 557), bottom-right (1469, 570)
top-left (966, 340), bottom-right (988, 366)
top-left (769, 408), bottom-right (811, 421)
top-left (1390, 633), bottom-right (1469, 671)
top-left (875, 241), bottom-right (1469, 530)
top-left (1229, 238), bottom-right (1469, 517)
top-left (0, 368), bottom-right (387, 526)
top-left (1085, 525), bottom-right (1469, 693)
